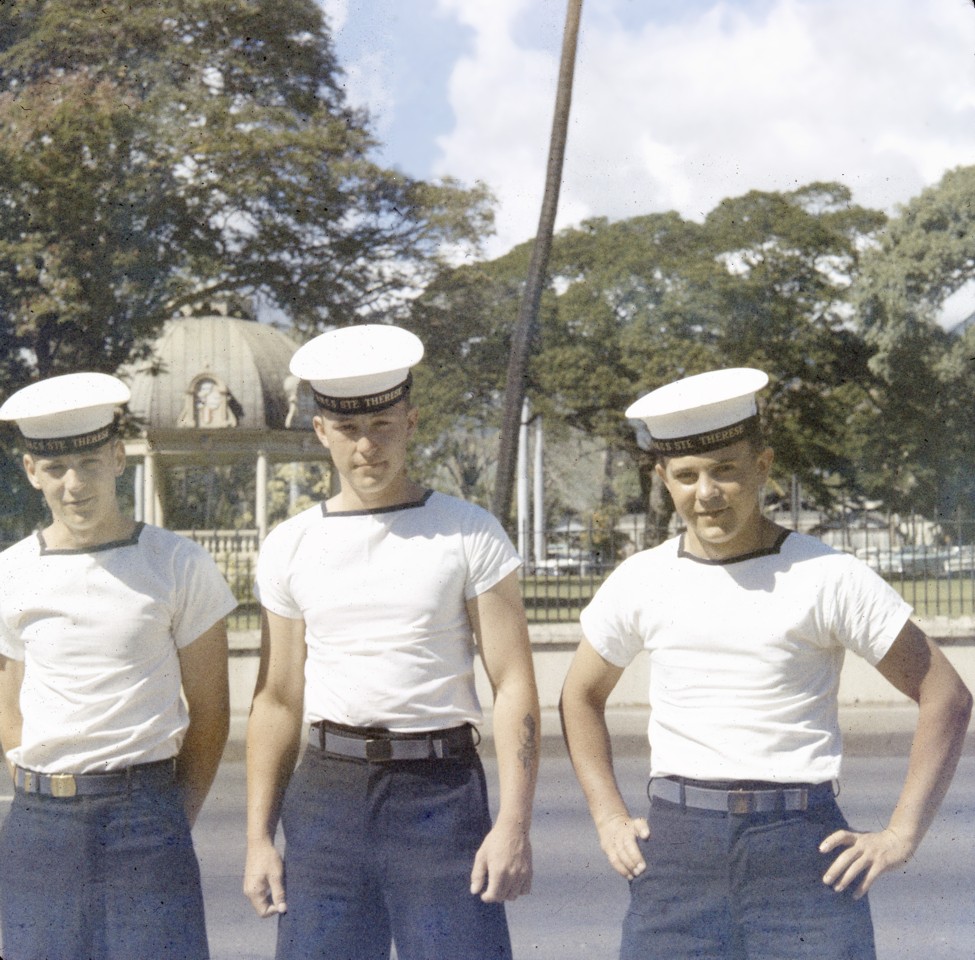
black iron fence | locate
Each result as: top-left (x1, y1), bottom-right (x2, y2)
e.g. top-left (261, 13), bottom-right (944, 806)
top-left (188, 510), bottom-right (975, 628)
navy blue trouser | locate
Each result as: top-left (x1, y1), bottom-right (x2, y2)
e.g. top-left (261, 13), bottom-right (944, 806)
top-left (275, 744), bottom-right (512, 960)
top-left (0, 777), bottom-right (208, 960)
top-left (620, 785), bottom-right (876, 960)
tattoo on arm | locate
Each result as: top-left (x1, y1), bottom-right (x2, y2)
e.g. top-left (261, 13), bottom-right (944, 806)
top-left (517, 713), bottom-right (538, 772)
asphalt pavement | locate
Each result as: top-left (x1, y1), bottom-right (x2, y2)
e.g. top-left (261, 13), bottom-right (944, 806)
top-left (209, 707), bottom-right (975, 960)
top-left (2, 711), bottom-right (973, 959)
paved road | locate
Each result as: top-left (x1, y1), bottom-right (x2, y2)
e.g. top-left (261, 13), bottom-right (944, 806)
top-left (2, 740), bottom-right (973, 959)
top-left (194, 740), bottom-right (975, 960)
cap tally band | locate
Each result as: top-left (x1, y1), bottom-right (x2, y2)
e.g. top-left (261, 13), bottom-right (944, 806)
top-left (22, 421), bottom-right (118, 457)
top-left (312, 373), bottom-right (413, 415)
top-left (651, 414), bottom-right (762, 456)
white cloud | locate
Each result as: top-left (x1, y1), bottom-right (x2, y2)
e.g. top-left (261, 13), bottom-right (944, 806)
top-left (341, 50), bottom-right (397, 140)
top-left (433, 0), bottom-right (975, 257)
top-left (318, 0), bottom-right (349, 33)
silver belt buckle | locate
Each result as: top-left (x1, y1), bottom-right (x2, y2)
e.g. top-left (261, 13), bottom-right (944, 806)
top-left (787, 788), bottom-right (809, 812)
top-left (728, 791), bottom-right (755, 815)
top-left (364, 738), bottom-right (393, 762)
top-left (49, 773), bottom-right (78, 798)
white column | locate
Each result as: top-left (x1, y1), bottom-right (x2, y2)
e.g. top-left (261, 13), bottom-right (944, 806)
top-left (516, 399), bottom-right (530, 561)
top-left (133, 462), bottom-right (144, 522)
top-left (144, 451), bottom-right (158, 526)
top-left (289, 462), bottom-right (299, 512)
top-left (256, 451), bottom-right (268, 542)
top-left (533, 415), bottom-right (545, 567)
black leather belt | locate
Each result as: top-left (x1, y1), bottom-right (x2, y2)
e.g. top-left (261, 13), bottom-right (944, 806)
top-left (14, 759), bottom-right (177, 798)
top-left (310, 721), bottom-right (477, 762)
top-left (650, 776), bottom-right (834, 814)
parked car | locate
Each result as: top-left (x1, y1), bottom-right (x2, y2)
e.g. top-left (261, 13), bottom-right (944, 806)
top-left (857, 546), bottom-right (951, 578)
top-left (897, 547), bottom-right (951, 578)
top-left (857, 547), bottom-right (903, 576)
top-left (534, 549), bottom-right (604, 577)
top-left (943, 546), bottom-right (975, 578)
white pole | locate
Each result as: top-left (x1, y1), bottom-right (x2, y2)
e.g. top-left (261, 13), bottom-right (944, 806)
top-left (133, 462), bottom-right (144, 522)
top-left (289, 462), bottom-right (299, 512)
top-left (517, 399), bottom-right (530, 561)
top-left (533, 415), bottom-right (545, 567)
top-left (256, 451), bottom-right (268, 543)
top-left (144, 451), bottom-right (157, 526)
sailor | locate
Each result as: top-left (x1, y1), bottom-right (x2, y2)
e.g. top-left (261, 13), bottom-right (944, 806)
top-left (0, 372), bottom-right (236, 960)
top-left (243, 325), bottom-right (540, 960)
top-left (560, 367), bottom-right (972, 959)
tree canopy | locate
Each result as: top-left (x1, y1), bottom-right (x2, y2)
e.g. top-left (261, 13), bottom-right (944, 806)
top-left (415, 181), bottom-right (897, 522)
top-left (0, 0), bottom-right (491, 384)
top-left (851, 166), bottom-right (975, 517)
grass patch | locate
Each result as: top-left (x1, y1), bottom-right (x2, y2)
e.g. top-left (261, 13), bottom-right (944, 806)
top-left (891, 577), bottom-right (975, 618)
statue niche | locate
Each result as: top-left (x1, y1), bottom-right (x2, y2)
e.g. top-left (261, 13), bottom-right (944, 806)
top-left (177, 373), bottom-right (241, 429)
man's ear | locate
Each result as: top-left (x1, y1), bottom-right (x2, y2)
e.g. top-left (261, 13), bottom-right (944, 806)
top-left (112, 439), bottom-right (126, 478)
top-left (312, 415), bottom-right (330, 450)
top-left (23, 454), bottom-right (41, 491)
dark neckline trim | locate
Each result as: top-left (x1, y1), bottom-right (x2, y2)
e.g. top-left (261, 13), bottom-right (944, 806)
top-left (321, 489), bottom-right (435, 519)
top-left (37, 521), bottom-right (145, 556)
top-left (677, 528), bottom-right (790, 566)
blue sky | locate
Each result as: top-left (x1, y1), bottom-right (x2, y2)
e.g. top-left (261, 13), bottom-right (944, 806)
top-left (322, 1), bottom-right (975, 319)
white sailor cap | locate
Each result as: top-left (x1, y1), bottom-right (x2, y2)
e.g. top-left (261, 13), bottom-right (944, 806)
top-left (0, 372), bottom-right (130, 456)
top-left (290, 324), bottom-right (424, 415)
top-left (626, 368), bottom-right (769, 456)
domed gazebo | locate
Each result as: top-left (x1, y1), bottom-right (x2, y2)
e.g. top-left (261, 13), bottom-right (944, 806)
top-left (122, 307), bottom-right (326, 541)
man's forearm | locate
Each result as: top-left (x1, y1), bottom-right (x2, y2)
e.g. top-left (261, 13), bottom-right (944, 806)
top-left (560, 689), bottom-right (631, 828)
top-left (887, 678), bottom-right (971, 851)
top-left (491, 678), bottom-right (540, 829)
top-left (245, 696), bottom-right (304, 843)
top-left (177, 710), bottom-right (230, 826)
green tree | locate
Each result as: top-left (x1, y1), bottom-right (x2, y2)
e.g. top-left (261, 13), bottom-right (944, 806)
top-left (698, 184), bottom-right (886, 500)
top-left (531, 186), bottom-right (885, 511)
top-left (852, 166), bottom-right (975, 517)
top-left (409, 247), bottom-right (534, 504)
top-left (415, 182), bottom-right (895, 540)
top-left (0, 0), bottom-right (491, 385)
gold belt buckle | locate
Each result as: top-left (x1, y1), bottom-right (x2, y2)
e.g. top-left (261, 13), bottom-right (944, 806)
top-left (49, 774), bottom-right (78, 798)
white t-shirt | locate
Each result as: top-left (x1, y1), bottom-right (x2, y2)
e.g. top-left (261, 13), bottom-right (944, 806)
top-left (581, 531), bottom-right (912, 783)
top-left (0, 524), bottom-right (237, 773)
top-left (255, 490), bottom-right (521, 732)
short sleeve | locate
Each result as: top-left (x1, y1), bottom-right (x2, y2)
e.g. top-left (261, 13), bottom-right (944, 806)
top-left (0, 617), bottom-right (23, 660)
top-left (0, 539), bottom-right (34, 661)
top-left (580, 561), bottom-right (645, 668)
top-left (171, 540), bottom-right (238, 648)
top-left (828, 557), bottom-right (913, 666)
top-left (254, 514), bottom-right (307, 620)
top-left (461, 506), bottom-right (522, 599)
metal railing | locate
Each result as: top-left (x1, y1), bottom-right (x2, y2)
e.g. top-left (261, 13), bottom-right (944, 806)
top-left (178, 530), bottom-right (261, 631)
top-left (186, 511), bottom-right (975, 627)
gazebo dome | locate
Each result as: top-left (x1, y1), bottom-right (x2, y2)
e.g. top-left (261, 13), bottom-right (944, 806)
top-left (121, 310), bottom-right (326, 538)
top-left (127, 314), bottom-right (313, 432)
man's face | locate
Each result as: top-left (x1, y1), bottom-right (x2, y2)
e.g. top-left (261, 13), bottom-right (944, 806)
top-left (24, 440), bottom-right (126, 542)
top-left (655, 439), bottom-right (773, 560)
top-left (313, 400), bottom-right (418, 508)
